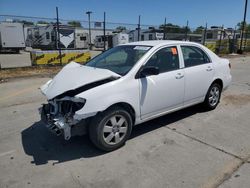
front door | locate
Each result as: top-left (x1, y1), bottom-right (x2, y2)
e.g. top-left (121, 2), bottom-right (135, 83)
top-left (139, 46), bottom-right (185, 120)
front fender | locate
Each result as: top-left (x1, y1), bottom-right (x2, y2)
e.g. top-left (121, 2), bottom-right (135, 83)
top-left (74, 78), bottom-right (140, 122)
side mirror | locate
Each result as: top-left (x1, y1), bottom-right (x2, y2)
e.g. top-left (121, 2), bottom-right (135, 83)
top-left (136, 66), bottom-right (160, 78)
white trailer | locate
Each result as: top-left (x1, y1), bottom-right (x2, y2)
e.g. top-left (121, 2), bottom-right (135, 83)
top-left (94, 35), bottom-right (113, 48)
top-left (26, 24), bottom-right (75, 50)
top-left (75, 28), bottom-right (89, 49)
top-left (141, 31), bottom-right (164, 41)
top-left (0, 22), bottom-right (25, 53)
top-left (112, 33), bottom-right (129, 47)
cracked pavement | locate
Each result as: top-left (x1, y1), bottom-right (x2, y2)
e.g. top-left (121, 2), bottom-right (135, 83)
top-left (0, 55), bottom-right (250, 188)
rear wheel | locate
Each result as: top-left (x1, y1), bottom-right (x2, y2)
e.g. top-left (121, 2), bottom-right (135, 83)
top-left (203, 83), bottom-right (222, 110)
top-left (89, 106), bottom-right (133, 151)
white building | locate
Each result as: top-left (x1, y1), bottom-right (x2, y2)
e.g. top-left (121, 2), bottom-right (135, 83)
top-left (128, 29), bottom-right (164, 42)
top-left (204, 26), bottom-right (240, 41)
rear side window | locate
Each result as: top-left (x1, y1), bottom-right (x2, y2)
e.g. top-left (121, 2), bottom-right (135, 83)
top-left (181, 46), bottom-right (211, 67)
top-left (145, 46), bottom-right (179, 73)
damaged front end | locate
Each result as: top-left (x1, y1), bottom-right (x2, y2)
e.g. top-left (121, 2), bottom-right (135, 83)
top-left (39, 62), bottom-right (121, 140)
top-left (40, 97), bottom-right (87, 140)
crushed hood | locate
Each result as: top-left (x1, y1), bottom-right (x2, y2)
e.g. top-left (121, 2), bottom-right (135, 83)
top-left (40, 62), bottom-right (120, 100)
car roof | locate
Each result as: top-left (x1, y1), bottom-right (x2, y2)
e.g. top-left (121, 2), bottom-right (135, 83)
top-left (122, 40), bottom-right (200, 47)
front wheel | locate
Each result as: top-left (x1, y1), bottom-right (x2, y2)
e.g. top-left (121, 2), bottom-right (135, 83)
top-left (203, 83), bottom-right (222, 110)
top-left (89, 106), bottom-right (133, 151)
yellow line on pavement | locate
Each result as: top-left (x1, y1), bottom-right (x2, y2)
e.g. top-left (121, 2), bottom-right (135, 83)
top-left (0, 86), bottom-right (38, 102)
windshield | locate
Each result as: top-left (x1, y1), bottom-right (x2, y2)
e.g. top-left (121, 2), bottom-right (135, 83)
top-left (85, 45), bottom-right (151, 76)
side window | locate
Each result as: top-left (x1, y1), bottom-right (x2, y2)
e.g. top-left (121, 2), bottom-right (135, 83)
top-left (141, 35), bottom-right (144, 41)
top-left (34, 29), bottom-right (39, 38)
top-left (51, 31), bottom-right (55, 41)
top-left (181, 46), bottom-right (211, 68)
top-left (46, 32), bottom-right (50, 40)
top-left (145, 46), bottom-right (179, 73)
top-left (149, 34), bottom-right (153, 40)
top-left (80, 36), bottom-right (86, 41)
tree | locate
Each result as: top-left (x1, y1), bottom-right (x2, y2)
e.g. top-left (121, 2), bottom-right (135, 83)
top-left (37, 20), bottom-right (49, 25)
top-left (67, 21), bottom-right (82, 27)
top-left (193, 26), bottom-right (204, 34)
top-left (13, 19), bottom-right (34, 26)
top-left (50, 21), bottom-right (61, 25)
top-left (159, 23), bottom-right (188, 33)
top-left (239, 21), bottom-right (250, 30)
top-left (116, 26), bottom-right (127, 32)
top-left (22, 20), bottom-right (34, 26)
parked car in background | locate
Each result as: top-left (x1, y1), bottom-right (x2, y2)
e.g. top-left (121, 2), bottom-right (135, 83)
top-left (40, 40), bottom-right (232, 151)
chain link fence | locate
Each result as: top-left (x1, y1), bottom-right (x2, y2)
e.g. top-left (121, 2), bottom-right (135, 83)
top-left (0, 14), bottom-right (250, 55)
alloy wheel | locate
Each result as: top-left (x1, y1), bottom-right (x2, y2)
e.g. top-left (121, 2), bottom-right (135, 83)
top-left (102, 115), bottom-right (128, 145)
top-left (208, 86), bottom-right (220, 107)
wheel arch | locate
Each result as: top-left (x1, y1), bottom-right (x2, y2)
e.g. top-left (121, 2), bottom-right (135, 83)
top-left (212, 78), bottom-right (223, 89)
top-left (105, 102), bottom-right (136, 125)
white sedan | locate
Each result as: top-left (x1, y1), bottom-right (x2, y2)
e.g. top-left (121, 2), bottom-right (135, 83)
top-left (40, 40), bottom-right (232, 151)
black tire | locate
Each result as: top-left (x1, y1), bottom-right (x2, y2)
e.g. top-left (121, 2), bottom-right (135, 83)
top-left (203, 83), bottom-right (222, 110)
top-left (14, 49), bottom-right (20, 54)
top-left (89, 106), bottom-right (133, 151)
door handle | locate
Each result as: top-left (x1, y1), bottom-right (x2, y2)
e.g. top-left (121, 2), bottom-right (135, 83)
top-left (206, 66), bottom-right (213, 71)
top-left (175, 73), bottom-right (184, 79)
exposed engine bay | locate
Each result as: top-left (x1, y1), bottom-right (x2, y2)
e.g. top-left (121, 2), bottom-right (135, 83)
top-left (40, 62), bottom-right (121, 140)
top-left (41, 97), bottom-right (87, 140)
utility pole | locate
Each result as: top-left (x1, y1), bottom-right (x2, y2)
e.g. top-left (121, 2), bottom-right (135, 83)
top-left (56, 7), bottom-right (62, 65)
top-left (233, 26), bottom-right (237, 53)
top-left (137, 15), bottom-right (141, 41)
top-left (244, 30), bottom-right (248, 50)
top-left (163, 17), bottom-right (167, 40)
top-left (239, 0), bottom-right (248, 54)
top-left (103, 12), bottom-right (106, 51)
top-left (218, 25), bottom-right (224, 54)
top-left (86, 11), bottom-right (92, 50)
top-left (203, 22), bottom-right (207, 45)
top-left (185, 20), bottom-right (189, 41)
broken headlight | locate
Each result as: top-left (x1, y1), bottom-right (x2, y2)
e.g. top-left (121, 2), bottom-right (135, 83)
top-left (59, 99), bottom-right (86, 116)
top-left (49, 97), bottom-right (86, 117)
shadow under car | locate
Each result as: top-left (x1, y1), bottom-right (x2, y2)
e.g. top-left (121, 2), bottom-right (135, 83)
top-left (21, 104), bottom-right (206, 165)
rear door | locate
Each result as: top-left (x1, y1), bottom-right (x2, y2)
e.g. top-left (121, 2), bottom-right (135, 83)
top-left (181, 45), bottom-right (214, 105)
top-left (139, 46), bottom-right (185, 120)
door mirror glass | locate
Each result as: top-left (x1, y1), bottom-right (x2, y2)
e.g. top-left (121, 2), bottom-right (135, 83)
top-left (137, 66), bottom-right (159, 78)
